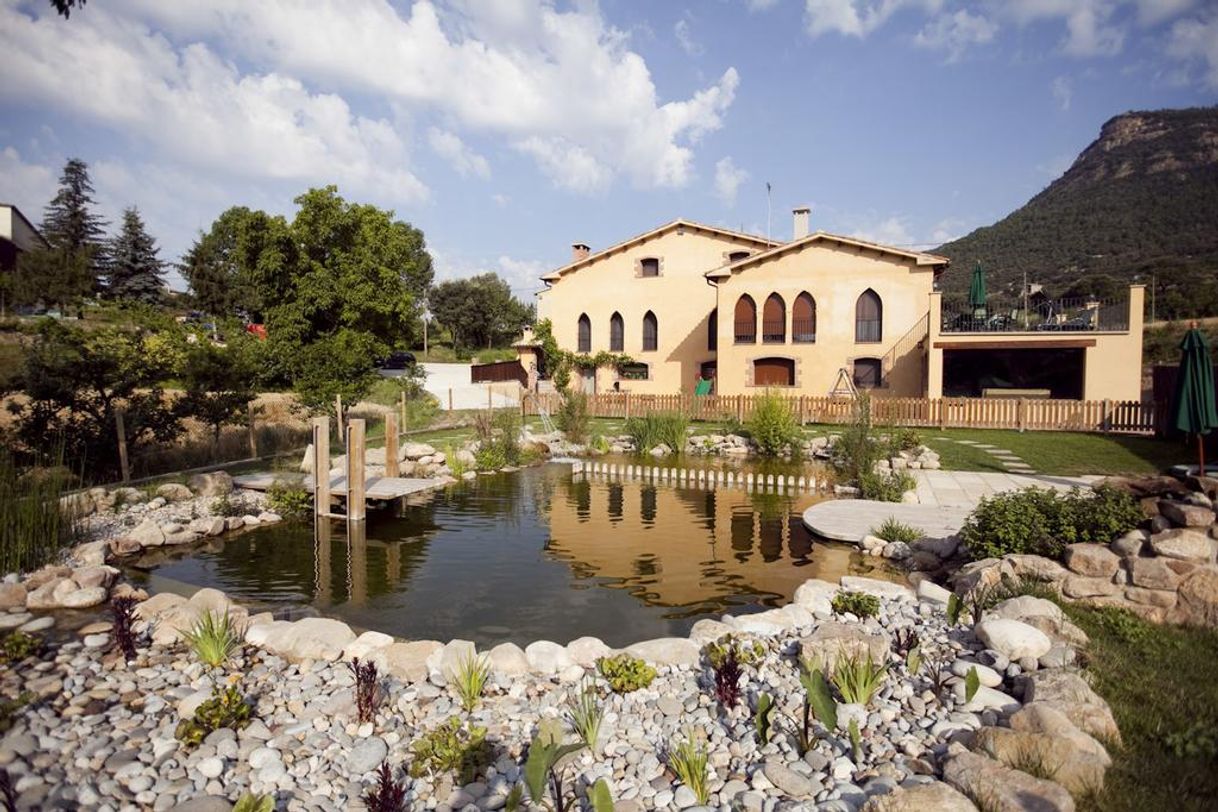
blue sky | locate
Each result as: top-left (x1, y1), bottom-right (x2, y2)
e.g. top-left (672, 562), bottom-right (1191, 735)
top-left (1, 0), bottom-right (1215, 298)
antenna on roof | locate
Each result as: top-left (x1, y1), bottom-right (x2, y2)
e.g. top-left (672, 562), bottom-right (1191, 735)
top-left (765, 181), bottom-right (772, 241)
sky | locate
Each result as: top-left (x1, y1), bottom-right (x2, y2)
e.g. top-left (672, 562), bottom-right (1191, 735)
top-left (1, 0), bottom-right (1216, 300)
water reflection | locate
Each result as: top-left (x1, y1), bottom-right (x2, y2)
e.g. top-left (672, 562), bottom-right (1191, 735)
top-left (127, 465), bottom-right (894, 647)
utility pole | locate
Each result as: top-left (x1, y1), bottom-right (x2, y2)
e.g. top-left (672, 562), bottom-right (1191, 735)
top-left (1022, 271), bottom-right (1029, 330)
top-left (1151, 273), bottom-right (1156, 324)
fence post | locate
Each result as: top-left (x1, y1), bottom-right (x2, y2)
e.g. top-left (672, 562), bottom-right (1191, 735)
top-left (247, 401), bottom-right (258, 458)
top-left (488, 385), bottom-right (493, 411)
top-left (115, 409), bottom-right (130, 483)
top-left (448, 388), bottom-right (454, 412)
top-left (399, 390), bottom-right (406, 427)
top-left (736, 394), bottom-right (744, 422)
top-left (312, 416), bottom-right (330, 517)
top-left (346, 418), bottom-right (366, 522)
top-left (1102, 399), bottom-right (1112, 433)
top-left (938, 398), bottom-right (946, 430)
top-left (1017, 398), bottom-right (1026, 433)
top-left (385, 411), bottom-right (399, 478)
top-left (625, 393), bottom-right (631, 420)
top-left (335, 394), bottom-right (343, 429)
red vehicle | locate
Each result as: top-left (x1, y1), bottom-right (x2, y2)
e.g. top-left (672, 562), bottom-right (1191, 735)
top-left (245, 323), bottom-right (267, 340)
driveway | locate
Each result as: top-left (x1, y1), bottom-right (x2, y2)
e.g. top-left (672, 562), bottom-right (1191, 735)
top-left (421, 362), bottom-right (521, 411)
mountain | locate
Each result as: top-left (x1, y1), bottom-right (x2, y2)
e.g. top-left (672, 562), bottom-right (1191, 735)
top-left (936, 106), bottom-right (1218, 319)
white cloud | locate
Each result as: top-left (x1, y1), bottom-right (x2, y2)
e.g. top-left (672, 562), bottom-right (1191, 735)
top-left (674, 18), bottom-right (703, 56)
top-left (746, 0), bottom-right (782, 10)
top-left (913, 9), bottom-right (997, 61)
top-left (496, 255), bottom-right (549, 296)
top-left (803, 0), bottom-right (942, 38)
top-left (714, 157), bottom-right (750, 206)
top-left (491, 193), bottom-right (510, 207)
top-left (98, 0), bottom-right (741, 194)
top-left (1004, 0), bottom-right (1124, 56)
top-left (929, 216), bottom-right (973, 244)
top-left (427, 127), bottom-right (490, 179)
top-left (0, 147), bottom-right (57, 223)
top-left (848, 215), bottom-right (915, 246)
top-left (1051, 75), bottom-right (1073, 110)
top-left (1168, 11), bottom-right (1218, 88)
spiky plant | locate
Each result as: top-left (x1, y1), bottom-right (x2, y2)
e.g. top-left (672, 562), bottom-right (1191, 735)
top-left (181, 610), bottom-right (242, 670)
top-left (348, 657), bottom-right (380, 724)
top-left (712, 646), bottom-right (744, 709)
top-left (667, 731), bottom-right (710, 805)
top-left (832, 652), bottom-right (889, 706)
top-left (565, 681), bottom-right (603, 754)
top-left (362, 760), bottom-right (408, 812)
top-left (449, 653), bottom-right (491, 713)
top-left (110, 595), bottom-right (140, 662)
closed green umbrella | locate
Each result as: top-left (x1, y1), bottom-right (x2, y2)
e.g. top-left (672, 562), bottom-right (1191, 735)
top-left (968, 262), bottom-right (987, 320)
top-left (1169, 323), bottom-right (1218, 475)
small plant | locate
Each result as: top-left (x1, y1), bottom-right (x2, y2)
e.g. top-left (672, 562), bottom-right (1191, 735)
top-left (905, 646), bottom-right (923, 676)
top-left (745, 390), bottom-right (801, 456)
top-left (964, 666), bottom-right (981, 704)
top-left (798, 658), bottom-right (838, 754)
top-left (872, 516), bottom-right (921, 545)
top-left (0, 693), bottom-right (31, 735)
top-left (946, 592), bottom-right (966, 626)
top-left (1164, 721), bottom-right (1218, 760)
top-left (831, 591), bottom-right (880, 619)
top-left (210, 495), bottom-right (243, 517)
top-left (754, 692), bottom-right (776, 744)
top-left (233, 793), bottom-right (274, 812)
top-left (588, 778), bottom-right (616, 812)
top-left (362, 761), bottom-right (408, 812)
top-left (832, 653), bottom-right (889, 706)
top-left (848, 718), bottom-right (863, 763)
top-left (590, 434), bottom-right (610, 454)
top-left (565, 681), bottom-right (603, 753)
top-left (0, 767), bottom-right (16, 812)
top-left (266, 479), bottom-right (311, 518)
top-left (409, 716), bottom-right (490, 784)
top-left (667, 730), bottom-right (710, 805)
top-left (596, 654), bottom-right (656, 693)
top-left (893, 427), bottom-right (922, 452)
top-left (181, 610), bottom-right (243, 669)
top-left (858, 469), bottom-right (916, 502)
top-left (623, 411), bottom-right (688, 453)
top-left (449, 653), bottom-right (491, 713)
top-left (704, 634), bottom-right (765, 669)
top-left (348, 657), bottom-right (380, 724)
top-left (111, 595), bottom-right (140, 662)
top-left (474, 443), bottom-right (508, 472)
top-left (0, 632), bottom-right (42, 665)
top-left (444, 444), bottom-right (468, 478)
top-left (555, 391), bottom-right (591, 444)
top-left (523, 719), bottom-right (586, 812)
top-left (891, 627), bottom-right (919, 658)
top-left (711, 645), bottom-right (744, 709)
top-left (175, 680), bottom-right (253, 745)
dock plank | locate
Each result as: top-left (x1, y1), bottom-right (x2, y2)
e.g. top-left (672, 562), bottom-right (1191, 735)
top-left (233, 472), bottom-right (440, 500)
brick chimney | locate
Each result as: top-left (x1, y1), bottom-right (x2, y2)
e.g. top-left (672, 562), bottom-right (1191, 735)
top-left (571, 242), bottom-right (590, 262)
top-left (792, 207), bottom-right (811, 240)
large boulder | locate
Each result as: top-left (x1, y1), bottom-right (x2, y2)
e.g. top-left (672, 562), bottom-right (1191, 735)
top-left (1010, 703), bottom-right (1112, 763)
top-left (487, 642), bottom-right (530, 677)
top-left (1062, 575), bottom-right (1120, 599)
top-left (792, 579), bottom-right (838, 614)
top-left (401, 442), bottom-right (436, 461)
top-left (127, 519), bottom-right (166, 549)
top-left (1004, 554), bottom-right (1069, 583)
top-left (838, 576), bottom-right (914, 601)
top-left (155, 483), bottom-right (193, 502)
top-left (987, 596), bottom-right (1088, 648)
top-left (1126, 557), bottom-right (1180, 590)
top-left (799, 622), bottom-right (890, 671)
top-left (525, 640), bottom-right (575, 674)
top-left (566, 636), bottom-right (612, 667)
top-left (188, 471), bottom-right (234, 497)
top-left (942, 749), bottom-right (1075, 812)
top-left (1017, 669), bottom-right (1121, 744)
top-left (860, 782), bottom-right (978, 812)
top-left (1149, 529), bottom-right (1217, 563)
top-left (1063, 544), bottom-right (1120, 578)
top-left (1157, 499), bottom-right (1216, 528)
top-left (972, 726), bottom-right (1109, 796)
top-left (343, 630), bottom-right (395, 662)
top-left (0, 583), bottom-right (27, 611)
top-left (1171, 567), bottom-right (1218, 627)
top-left (624, 637), bottom-right (699, 667)
top-left (974, 618), bottom-right (1052, 661)
top-left (372, 640), bottom-right (442, 683)
top-left (259, 617), bottom-right (355, 662)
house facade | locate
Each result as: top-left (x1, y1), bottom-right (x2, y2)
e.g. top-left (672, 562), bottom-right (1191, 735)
top-left (535, 210), bottom-right (1145, 402)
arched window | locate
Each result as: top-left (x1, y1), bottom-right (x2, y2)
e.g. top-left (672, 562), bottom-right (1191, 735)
top-left (577, 313), bottom-right (591, 352)
top-left (762, 293), bottom-right (786, 343)
top-left (640, 257), bottom-right (660, 277)
top-left (793, 292), bottom-right (816, 343)
top-left (707, 308), bottom-right (718, 351)
top-left (642, 310), bottom-right (658, 351)
top-left (728, 250), bottom-right (750, 262)
top-left (734, 295), bottom-right (756, 344)
top-left (609, 312), bottom-right (624, 352)
top-left (855, 289), bottom-right (882, 343)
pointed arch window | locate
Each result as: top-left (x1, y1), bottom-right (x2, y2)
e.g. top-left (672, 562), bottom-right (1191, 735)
top-left (642, 310), bottom-right (658, 352)
top-left (707, 308), bottom-right (718, 351)
top-left (609, 312), bottom-right (624, 352)
top-left (855, 289), bottom-right (882, 343)
top-left (734, 295), bottom-right (756, 344)
top-left (762, 293), bottom-right (786, 343)
top-left (793, 292), bottom-right (816, 343)
top-left (577, 313), bottom-right (591, 352)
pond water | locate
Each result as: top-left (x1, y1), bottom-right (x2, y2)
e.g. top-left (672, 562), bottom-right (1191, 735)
top-left (127, 464), bottom-right (895, 648)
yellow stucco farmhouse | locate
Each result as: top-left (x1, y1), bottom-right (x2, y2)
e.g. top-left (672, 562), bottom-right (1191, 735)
top-left (534, 210), bottom-right (1144, 402)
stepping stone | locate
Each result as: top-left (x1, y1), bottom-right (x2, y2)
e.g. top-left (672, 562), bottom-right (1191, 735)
top-left (955, 439), bottom-right (980, 445)
top-left (989, 449), bottom-right (1015, 455)
top-left (973, 444), bottom-right (998, 449)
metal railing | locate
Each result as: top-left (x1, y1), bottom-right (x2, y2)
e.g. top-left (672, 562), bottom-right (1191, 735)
top-left (941, 295), bottom-right (1130, 333)
top-left (761, 319), bottom-right (785, 343)
top-left (792, 319), bottom-right (816, 343)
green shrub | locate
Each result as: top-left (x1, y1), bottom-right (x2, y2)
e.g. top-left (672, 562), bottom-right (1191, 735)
top-left (448, 653), bottom-right (491, 713)
top-left (175, 682), bottom-right (253, 745)
top-left (858, 470), bottom-right (915, 502)
top-left (959, 485), bottom-right (1142, 561)
top-left (830, 393), bottom-right (883, 484)
top-left (409, 716), bottom-right (490, 784)
top-left (445, 444), bottom-right (468, 478)
top-left (596, 654), bottom-right (657, 693)
top-left (0, 632), bottom-right (42, 664)
top-left (832, 591), bottom-right (880, 618)
top-left (210, 495), bottom-right (244, 517)
top-left (473, 443), bottom-right (507, 472)
top-left (872, 516), bottom-right (921, 545)
top-left (0, 692), bottom-right (32, 734)
top-left (555, 391), bottom-right (590, 444)
top-left (265, 480), bottom-right (310, 518)
top-left (472, 410), bottom-right (522, 469)
top-left (623, 412), bottom-right (688, 454)
top-left (590, 434), bottom-right (610, 454)
top-left (746, 390), bottom-right (801, 456)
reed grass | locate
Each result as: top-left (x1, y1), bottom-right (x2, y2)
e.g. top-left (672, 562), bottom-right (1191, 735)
top-left (181, 610), bottom-right (243, 669)
top-left (0, 447), bottom-right (82, 574)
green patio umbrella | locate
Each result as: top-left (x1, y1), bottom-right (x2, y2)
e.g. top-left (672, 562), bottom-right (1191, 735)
top-left (968, 262), bottom-right (987, 318)
top-left (1169, 323), bottom-right (1218, 475)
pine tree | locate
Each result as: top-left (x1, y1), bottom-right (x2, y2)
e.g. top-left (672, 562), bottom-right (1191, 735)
top-left (40, 158), bottom-right (108, 300)
top-left (107, 207), bottom-right (164, 303)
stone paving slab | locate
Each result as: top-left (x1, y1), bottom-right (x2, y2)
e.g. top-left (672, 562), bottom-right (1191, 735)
top-left (803, 500), bottom-right (973, 542)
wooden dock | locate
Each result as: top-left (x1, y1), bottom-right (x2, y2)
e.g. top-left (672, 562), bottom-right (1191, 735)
top-left (233, 472), bottom-right (440, 501)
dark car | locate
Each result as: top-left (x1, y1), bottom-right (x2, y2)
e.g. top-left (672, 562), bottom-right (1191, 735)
top-left (379, 350), bottom-right (417, 370)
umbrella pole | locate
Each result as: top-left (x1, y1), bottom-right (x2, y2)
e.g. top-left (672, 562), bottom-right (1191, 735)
top-left (1201, 434), bottom-right (1207, 477)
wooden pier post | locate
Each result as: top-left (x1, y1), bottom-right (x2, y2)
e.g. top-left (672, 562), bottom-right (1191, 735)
top-left (312, 416), bottom-right (331, 517)
top-left (247, 401), bottom-right (258, 458)
top-left (115, 410), bottom-right (130, 483)
top-left (346, 418), bottom-right (366, 522)
top-left (385, 411), bottom-right (399, 478)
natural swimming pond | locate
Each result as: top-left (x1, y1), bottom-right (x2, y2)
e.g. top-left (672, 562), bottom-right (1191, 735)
top-left (127, 464), bottom-right (896, 648)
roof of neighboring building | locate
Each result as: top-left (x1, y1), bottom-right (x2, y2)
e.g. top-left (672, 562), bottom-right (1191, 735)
top-left (541, 219), bottom-right (781, 282)
top-left (0, 203), bottom-right (50, 250)
top-left (704, 230), bottom-right (950, 279)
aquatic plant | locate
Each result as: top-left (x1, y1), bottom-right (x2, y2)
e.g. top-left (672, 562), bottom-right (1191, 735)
top-left (831, 591), bottom-right (880, 619)
top-left (596, 654), bottom-right (656, 693)
top-left (409, 716), bottom-right (490, 784)
top-left (0, 632), bottom-right (42, 665)
top-left (265, 479), bottom-right (311, 518)
top-left (449, 653), bottom-right (491, 713)
top-left (111, 595), bottom-right (140, 662)
top-left (745, 390), bottom-right (801, 456)
top-left (348, 657), bottom-right (380, 724)
top-left (565, 681), bottom-right (603, 754)
top-left (623, 411), bottom-right (688, 453)
top-left (362, 761), bottom-right (408, 812)
top-left (666, 730), bottom-right (710, 805)
top-left (523, 719), bottom-right (586, 812)
top-left (181, 610), bottom-right (243, 669)
top-left (832, 652), bottom-right (889, 706)
top-left (175, 680), bottom-right (253, 745)
top-left (858, 470), bottom-right (917, 502)
top-left (0, 446), bottom-right (82, 574)
top-left (872, 516), bottom-right (921, 545)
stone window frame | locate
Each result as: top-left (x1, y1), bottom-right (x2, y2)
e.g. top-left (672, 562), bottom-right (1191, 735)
top-left (849, 355), bottom-right (886, 389)
top-left (616, 361), bottom-right (651, 381)
top-left (636, 256), bottom-right (663, 278)
top-left (745, 354), bottom-right (800, 389)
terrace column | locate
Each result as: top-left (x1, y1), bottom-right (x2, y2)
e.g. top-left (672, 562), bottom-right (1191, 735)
top-left (927, 291), bottom-right (944, 399)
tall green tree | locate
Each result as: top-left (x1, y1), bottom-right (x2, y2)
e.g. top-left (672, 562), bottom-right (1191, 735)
top-left (178, 337), bottom-right (257, 450)
top-left (429, 272), bottom-right (532, 351)
top-left (21, 158), bottom-right (109, 309)
top-left (180, 206), bottom-right (271, 320)
top-left (107, 207), bottom-right (165, 303)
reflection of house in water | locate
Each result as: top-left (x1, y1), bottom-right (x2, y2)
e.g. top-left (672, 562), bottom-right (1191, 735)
top-left (544, 478), bottom-right (856, 615)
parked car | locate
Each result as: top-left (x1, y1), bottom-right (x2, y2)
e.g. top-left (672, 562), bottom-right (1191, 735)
top-left (378, 350), bottom-right (417, 370)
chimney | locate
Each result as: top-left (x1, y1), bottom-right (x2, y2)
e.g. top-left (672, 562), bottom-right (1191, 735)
top-left (792, 207), bottom-right (811, 240)
top-left (571, 242), bottom-right (590, 262)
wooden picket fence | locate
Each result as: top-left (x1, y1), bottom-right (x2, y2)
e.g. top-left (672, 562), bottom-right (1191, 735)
top-left (523, 392), bottom-right (1158, 435)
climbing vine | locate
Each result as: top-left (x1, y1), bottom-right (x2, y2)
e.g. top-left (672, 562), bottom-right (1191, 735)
top-left (532, 319), bottom-right (635, 390)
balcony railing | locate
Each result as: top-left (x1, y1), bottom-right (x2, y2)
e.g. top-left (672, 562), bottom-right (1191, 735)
top-left (761, 319), bottom-right (785, 343)
top-left (793, 319), bottom-right (816, 343)
top-left (734, 322), bottom-right (756, 344)
top-left (856, 320), bottom-right (881, 343)
top-left (941, 295), bottom-right (1130, 334)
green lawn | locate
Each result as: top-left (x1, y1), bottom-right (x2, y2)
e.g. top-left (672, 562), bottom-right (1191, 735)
top-left (1067, 605), bottom-right (1218, 812)
top-left (917, 428), bottom-right (1186, 477)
